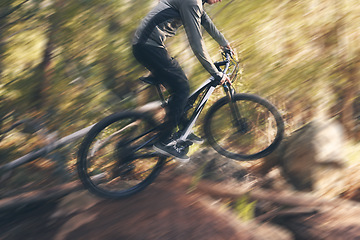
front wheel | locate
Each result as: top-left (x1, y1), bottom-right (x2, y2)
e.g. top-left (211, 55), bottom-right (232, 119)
top-left (77, 111), bottom-right (166, 199)
top-left (204, 93), bottom-right (284, 160)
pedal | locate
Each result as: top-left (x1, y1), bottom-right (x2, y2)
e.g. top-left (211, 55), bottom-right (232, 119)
top-left (175, 139), bottom-right (193, 148)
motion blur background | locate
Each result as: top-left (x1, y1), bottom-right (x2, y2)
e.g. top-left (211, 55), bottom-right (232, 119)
top-left (0, 0), bottom-right (359, 191)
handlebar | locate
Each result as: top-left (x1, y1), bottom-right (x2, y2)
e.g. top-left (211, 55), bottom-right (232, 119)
top-left (214, 51), bottom-right (231, 74)
top-left (223, 52), bottom-right (231, 73)
top-left (214, 50), bottom-right (239, 91)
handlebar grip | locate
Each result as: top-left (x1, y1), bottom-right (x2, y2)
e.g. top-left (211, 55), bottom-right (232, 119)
top-left (214, 51), bottom-right (231, 73)
top-left (214, 61), bottom-right (228, 67)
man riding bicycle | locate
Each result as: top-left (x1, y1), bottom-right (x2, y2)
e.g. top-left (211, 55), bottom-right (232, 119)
top-left (132, 0), bottom-right (232, 162)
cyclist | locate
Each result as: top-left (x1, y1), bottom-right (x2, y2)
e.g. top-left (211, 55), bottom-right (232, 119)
top-left (132, 0), bottom-right (233, 162)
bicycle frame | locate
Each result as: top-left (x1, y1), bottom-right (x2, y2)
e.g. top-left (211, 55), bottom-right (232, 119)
top-left (154, 52), bottom-right (238, 143)
top-left (77, 50), bottom-right (284, 199)
top-left (180, 78), bottom-right (218, 141)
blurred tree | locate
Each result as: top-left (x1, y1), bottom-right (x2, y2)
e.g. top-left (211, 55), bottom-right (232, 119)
top-left (1, 0), bottom-right (360, 187)
top-left (0, 0), bottom-right (11, 77)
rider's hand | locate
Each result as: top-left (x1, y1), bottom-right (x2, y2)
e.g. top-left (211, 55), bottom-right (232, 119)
top-left (220, 73), bottom-right (232, 85)
top-left (221, 44), bottom-right (234, 56)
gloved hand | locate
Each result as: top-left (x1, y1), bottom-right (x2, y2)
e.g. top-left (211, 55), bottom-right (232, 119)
top-left (220, 73), bottom-right (232, 85)
top-left (221, 44), bottom-right (234, 56)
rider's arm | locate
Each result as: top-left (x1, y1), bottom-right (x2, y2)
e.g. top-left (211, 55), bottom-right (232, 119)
top-left (201, 12), bottom-right (229, 48)
top-left (179, 0), bottom-right (223, 81)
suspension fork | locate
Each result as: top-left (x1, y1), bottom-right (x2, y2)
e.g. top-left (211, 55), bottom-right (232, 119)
top-left (223, 83), bottom-right (246, 132)
top-left (223, 83), bottom-right (240, 117)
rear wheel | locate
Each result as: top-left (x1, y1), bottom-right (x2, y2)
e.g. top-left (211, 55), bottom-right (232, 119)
top-left (204, 93), bottom-right (284, 160)
top-left (77, 111), bottom-right (165, 199)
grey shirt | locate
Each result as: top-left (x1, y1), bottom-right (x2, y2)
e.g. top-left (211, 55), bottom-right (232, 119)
top-left (133, 0), bottom-right (229, 80)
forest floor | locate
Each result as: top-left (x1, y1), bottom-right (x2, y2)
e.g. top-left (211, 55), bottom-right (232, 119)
top-left (2, 146), bottom-right (360, 240)
top-left (0, 167), bottom-right (268, 240)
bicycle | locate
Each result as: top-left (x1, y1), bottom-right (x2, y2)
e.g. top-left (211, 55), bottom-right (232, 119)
top-left (77, 50), bottom-right (284, 199)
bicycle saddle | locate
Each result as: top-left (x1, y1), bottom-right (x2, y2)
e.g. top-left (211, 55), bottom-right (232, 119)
top-left (139, 74), bottom-right (160, 85)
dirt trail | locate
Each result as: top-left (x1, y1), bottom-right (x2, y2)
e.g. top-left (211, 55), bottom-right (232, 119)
top-left (1, 170), bottom-right (264, 240)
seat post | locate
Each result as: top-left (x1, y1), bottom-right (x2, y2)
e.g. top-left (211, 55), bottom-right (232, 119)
top-left (155, 84), bottom-right (166, 106)
top-left (139, 75), bottom-right (167, 107)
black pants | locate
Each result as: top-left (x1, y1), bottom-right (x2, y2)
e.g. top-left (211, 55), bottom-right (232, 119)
top-left (132, 44), bottom-right (190, 142)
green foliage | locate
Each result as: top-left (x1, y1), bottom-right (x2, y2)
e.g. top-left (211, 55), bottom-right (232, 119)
top-left (2, 0), bottom-right (359, 120)
top-left (187, 162), bottom-right (208, 193)
top-left (233, 194), bottom-right (257, 221)
top-left (0, 0), bottom-right (359, 188)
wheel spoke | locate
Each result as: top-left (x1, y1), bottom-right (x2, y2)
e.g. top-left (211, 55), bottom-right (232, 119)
top-left (77, 112), bottom-right (166, 198)
top-left (204, 94), bottom-right (284, 160)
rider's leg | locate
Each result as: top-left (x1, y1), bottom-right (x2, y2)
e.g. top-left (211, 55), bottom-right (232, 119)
top-left (133, 44), bottom-right (190, 160)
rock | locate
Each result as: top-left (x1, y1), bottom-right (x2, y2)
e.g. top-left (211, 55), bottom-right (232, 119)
top-left (176, 148), bottom-right (251, 183)
top-left (261, 119), bottom-right (347, 194)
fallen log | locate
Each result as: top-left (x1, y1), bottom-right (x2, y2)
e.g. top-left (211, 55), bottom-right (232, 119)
top-left (0, 181), bottom-right (82, 213)
top-left (3, 172), bottom-right (360, 240)
top-left (178, 177), bottom-right (360, 208)
top-left (182, 178), bottom-right (360, 240)
top-left (0, 174), bottom-right (105, 213)
top-left (0, 124), bottom-right (94, 174)
top-left (1, 173), bottom-right (294, 240)
top-left (0, 101), bottom-right (163, 174)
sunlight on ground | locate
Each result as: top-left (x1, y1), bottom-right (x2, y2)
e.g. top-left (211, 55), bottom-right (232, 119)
top-left (345, 140), bottom-right (360, 165)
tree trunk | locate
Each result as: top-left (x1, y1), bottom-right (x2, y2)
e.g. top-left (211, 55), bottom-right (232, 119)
top-left (32, 30), bottom-right (54, 110)
top-left (340, 65), bottom-right (358, 138)
top-left (0, 0), bottom-right (13, 78)
top-left (32, 0), bottom-right (65, 111)
top-left (334, 0), bottom-right (359, 139)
